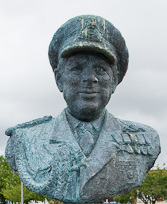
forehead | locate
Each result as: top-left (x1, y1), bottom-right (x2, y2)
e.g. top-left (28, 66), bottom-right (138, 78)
top-left (62, 51), bottom-right (114, 66)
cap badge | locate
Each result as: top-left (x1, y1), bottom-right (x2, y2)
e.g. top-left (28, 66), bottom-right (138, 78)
top-left (79, 18), bottom-right (102, 42)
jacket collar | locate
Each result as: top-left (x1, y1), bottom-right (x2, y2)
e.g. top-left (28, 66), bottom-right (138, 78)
top-left (65, 108), bottom-right (106, 133)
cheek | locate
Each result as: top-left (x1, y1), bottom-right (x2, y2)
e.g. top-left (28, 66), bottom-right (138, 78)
top-left (63, 72), bottom-right (80, 88)
top-left (98, 75), bottom-right (113, 90)
top-left (62, 75), bottom-right (80, 101)
top-left (98, 76), bottom-right (113, 102)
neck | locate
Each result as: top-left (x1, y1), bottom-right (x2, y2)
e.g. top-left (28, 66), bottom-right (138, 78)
top-left (67, 107), bottom-right (106, 122)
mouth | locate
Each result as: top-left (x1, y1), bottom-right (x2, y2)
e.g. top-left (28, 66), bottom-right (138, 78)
top-left (79, 91), bottom-right (99, 99)
top-left (80, 91), bottom-right (98, 94)
top-left (79, 88), bottom-right (98, 94)
top-left (79, 90), bottom-right (99, 95)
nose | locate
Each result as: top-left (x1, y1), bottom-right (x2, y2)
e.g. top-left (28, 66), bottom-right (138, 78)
top-left (82, 68), bottom-right (98, 84)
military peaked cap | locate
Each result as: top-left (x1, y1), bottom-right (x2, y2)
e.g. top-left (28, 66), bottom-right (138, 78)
top-left (48, 15), bottom-right (129, 84)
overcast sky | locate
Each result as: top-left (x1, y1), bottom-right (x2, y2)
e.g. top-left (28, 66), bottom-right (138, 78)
top-left (0, 0), bottom-right (167, 167)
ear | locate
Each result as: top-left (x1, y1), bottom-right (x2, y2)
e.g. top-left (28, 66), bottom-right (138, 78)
top-left (111, 82), bottom-right (117, 94)
top-left (54, 71), bottom-right (63, 92)
top-left (111, 66), bottom-right (118, 94)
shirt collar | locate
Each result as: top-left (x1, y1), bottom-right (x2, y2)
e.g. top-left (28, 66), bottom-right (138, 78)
top-left (65, 108), bottom-right (106, 133)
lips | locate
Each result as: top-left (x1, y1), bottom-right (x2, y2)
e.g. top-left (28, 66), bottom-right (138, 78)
top-left (79, 88), bottom-right (98, 93)
top-left (79, 91), bottom-right (99, 100)
top-left (80, 91), bottom-right (98, 94)
top-left (79, 88), bottom-right (99, 99)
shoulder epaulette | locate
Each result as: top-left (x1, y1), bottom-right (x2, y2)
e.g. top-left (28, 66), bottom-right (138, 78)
top-left (121, 120), bottom-right (146, 133)
top-left (5, 116), bottom-right (52, 136)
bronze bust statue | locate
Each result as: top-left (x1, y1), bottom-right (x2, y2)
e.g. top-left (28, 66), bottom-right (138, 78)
top-left (5, 15), bottom-right (160, 203)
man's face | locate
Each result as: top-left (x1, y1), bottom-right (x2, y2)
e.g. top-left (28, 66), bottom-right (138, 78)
top-left (57, 52), bottom-right (116, 121)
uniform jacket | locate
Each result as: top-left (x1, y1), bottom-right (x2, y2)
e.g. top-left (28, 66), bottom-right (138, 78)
top-left (5, 109), bottom-right (160, 203)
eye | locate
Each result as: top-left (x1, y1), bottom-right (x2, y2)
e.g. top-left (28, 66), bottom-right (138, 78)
top-left (95, 66), bottom-right (107, 75)
top-left (70, 66), bottom-right (82, 75)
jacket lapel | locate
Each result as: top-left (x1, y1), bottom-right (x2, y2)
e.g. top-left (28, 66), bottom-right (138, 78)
top-left (80, 111), bottom-right (122, 191)
top-left (50, 110), bottom-right (82, 153)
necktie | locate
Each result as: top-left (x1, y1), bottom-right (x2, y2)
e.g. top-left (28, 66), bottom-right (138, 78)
top-left (77, 123), bottom-right (95, 157)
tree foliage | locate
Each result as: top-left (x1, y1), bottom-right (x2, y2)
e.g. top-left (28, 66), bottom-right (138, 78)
top-left (114, 189), bottom-right (137, 204)
top-left (1, 172), bottom-right (46, 204)
top-left (137, 166), bottom-right (167, 204)
top-left (0, 155), bottom-right (48, 204)
top-left (114, 165), bottom-right (167, 204)
top-left (0, 156), bottom-right (11, 204)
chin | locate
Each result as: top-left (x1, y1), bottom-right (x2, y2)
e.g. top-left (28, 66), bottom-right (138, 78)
top-left (80, 102), bottom-right (98, 112)
top-left (76, 104), bottom-right (104, 121)
top-left (68, 99), bottom-right (107, 121)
